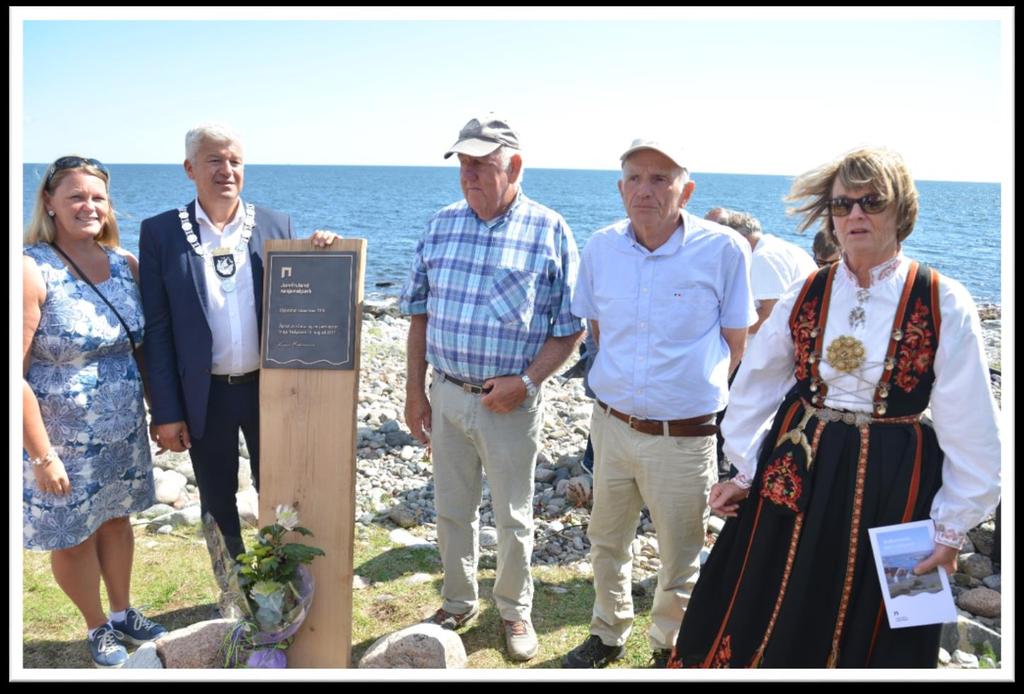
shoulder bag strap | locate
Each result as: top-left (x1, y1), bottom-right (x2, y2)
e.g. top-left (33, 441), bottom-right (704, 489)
top-left (51, 243), bottom-right (137, 353)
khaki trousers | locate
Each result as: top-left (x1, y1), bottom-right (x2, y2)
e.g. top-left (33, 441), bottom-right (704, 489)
top-left (429, 376), bottom-right (542, 621)
top-left (587, 405), bottom-right (716, 650)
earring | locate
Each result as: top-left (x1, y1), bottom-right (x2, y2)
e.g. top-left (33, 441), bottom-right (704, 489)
top-left (47, 210), bottom-right (55, 217)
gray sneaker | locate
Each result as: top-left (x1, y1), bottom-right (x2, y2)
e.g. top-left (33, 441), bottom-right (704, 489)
top-left (503, 619), bottom-right (538, 662)
top-left (423, 604), bottom-right (479, 631)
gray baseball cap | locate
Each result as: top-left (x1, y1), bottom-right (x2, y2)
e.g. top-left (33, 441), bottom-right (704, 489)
top-left (444, 115), bottom-right (520, 159)
top-left (620, 138), bottom-right (688, 170)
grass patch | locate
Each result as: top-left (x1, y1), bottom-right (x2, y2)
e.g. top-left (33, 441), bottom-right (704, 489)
top-left (24, 523), bottom-right (659, 669)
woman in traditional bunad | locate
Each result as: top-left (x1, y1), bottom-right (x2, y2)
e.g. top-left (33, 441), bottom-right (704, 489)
top-left (669, 147), bottom-right (1001, 668)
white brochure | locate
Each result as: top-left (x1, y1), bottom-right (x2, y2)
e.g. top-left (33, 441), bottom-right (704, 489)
top-left (868, 519), bottom-right (957, 629)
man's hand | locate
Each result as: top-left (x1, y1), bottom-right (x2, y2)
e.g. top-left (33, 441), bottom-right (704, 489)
top-left (913, 543), bottom-right (959, 577)
top-left (151, 421), bottom-right (191, 454)
top-left (709, 480), bottom-right (749, 518)
top-left (480, 375), bottom-right (528, 414)
top-left (310, 229), bottom-right (339, 248)
top-left (405, 390), bottom-right (432, 444)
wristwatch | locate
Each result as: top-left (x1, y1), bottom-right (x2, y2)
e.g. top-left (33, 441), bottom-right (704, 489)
top-left (520, 373), bottom-right (539, 397)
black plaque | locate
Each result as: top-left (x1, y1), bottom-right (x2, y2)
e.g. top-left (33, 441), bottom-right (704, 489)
top-left (263, 251), bottom-right (358, 370)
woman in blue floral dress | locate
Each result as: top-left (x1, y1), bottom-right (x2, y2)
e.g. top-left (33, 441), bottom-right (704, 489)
top-left (23, 156), bottom-right (166, 668)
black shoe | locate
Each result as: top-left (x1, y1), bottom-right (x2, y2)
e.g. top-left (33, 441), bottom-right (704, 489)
top-left (649, 648), bottom-right (672, 668)
top-left (562, 635), bottom-right (626, 668)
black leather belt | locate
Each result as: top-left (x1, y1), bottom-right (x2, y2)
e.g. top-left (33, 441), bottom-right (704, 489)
top-left (211, 370), bottom-right (259, 385)
top-left (435, 370), bottom-right (492, 395)
top-left (597, 400), bottom-right (718, 437)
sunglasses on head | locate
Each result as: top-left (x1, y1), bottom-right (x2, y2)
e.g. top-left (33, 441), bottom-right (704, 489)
top-left (46, 156), bottom-right (108, 188)
top-left (829, 194), bottom-right (888, 217)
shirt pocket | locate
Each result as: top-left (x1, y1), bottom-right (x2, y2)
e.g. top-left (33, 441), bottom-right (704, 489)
top-left (658, 283), bottom-right (720, 341)
top-left (490, 266), bottom-right (539, 327)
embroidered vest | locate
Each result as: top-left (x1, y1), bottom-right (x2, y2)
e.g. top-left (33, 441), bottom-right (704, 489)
top-left (787, 260), bottom-right (942, 418)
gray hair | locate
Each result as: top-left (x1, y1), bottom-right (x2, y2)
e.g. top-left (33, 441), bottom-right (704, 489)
top-left (185, 122), bottom-right (243, 163)
top-left (707, 207), bottom-right (762, 240)
top-left (494, 145), bottom-right (524, 185)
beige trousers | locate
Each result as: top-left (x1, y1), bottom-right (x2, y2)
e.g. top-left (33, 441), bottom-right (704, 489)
top-left (429, 376), bottom-right (543, 621)
top-left (587, 405), bottom-right (716, 650)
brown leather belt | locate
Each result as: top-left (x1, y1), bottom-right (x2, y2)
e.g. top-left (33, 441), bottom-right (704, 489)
top-left (435, 370), bottom-right (492, 395)
top-left (597, 400), bottom-right (718, 437)
top-left (211, 370), bottom-right (259, 385)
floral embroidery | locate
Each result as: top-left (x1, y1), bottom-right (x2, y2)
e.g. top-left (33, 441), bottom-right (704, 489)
top-left (760, 453), bottom-right (803, 512)
top-left (731, 472), bottom-right (754, 490)
top-left (792, 297), bottom-right (819, 381)
top-left (893, 299), bottom-right (935, 392)
top-left (710, 635), bottom-right (732, 668)
top-left (935, 523), bottom-right (967, 549)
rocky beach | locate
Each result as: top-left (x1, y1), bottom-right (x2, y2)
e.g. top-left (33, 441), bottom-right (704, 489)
top-left (138, 300), bottom-right (1003, 669)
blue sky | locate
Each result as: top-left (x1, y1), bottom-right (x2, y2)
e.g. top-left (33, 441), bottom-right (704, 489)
top-left (13, 8), bottom-right (1013, 182)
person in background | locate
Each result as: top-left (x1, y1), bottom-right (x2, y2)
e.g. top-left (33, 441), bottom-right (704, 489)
top-left (706, 207), bottom-right (817, 335)
top-left (813, 228), bottom-right (841, 267)
top-left (671, 146), bottom-right (1001, 668)
top-left (139, 123), bottom-right (336, 612)
top-left (23, 155), bottom-right (167, 668)
top-left (401, 114), bottom-right (584, 662)
top-left (563, 139), bottom-right (754, 669)
top-left (704, 208), bottom-right (818, 482)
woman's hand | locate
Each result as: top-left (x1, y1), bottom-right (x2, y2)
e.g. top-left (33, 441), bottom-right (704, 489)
top-left (913, 542), bottom-right (959, 577)
top-left (709, 480), bottom-right (750, 518)
top-left (32, 453), bottom-right (71, 496)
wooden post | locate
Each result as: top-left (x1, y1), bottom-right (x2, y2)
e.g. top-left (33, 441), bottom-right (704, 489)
top-left (258, 237), bottom-right (365, 667)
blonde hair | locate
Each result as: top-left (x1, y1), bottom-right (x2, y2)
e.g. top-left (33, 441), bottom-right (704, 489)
top-left (787, 146), bottom-right (919, 245)
top-left (25, 157), bottom-right (120, 248)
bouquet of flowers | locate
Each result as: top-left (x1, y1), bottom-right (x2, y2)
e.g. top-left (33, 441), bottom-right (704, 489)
top-left (224, 504), bottom-right (325, 668)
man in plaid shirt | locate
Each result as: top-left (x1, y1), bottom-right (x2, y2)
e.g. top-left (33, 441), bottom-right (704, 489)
top-left (400, 114), bottom-right (584, 662)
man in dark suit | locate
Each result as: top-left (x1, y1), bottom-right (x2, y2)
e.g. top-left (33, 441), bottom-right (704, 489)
top-left (139, 123), bottom-right (335, 598)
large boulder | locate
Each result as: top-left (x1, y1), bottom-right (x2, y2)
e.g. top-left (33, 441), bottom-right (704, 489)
top-left (940, 614), bottom-right (1001, 659)
top-left (156, 619), bottom-right (235, 669)
top-left (358, 623), bottom-right (467, 668)
top-left (957, 587), bottom-right (1001, 619)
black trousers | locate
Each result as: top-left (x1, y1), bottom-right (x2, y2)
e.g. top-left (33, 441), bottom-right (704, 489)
top-left (188, 378), bottom-right (260, 559)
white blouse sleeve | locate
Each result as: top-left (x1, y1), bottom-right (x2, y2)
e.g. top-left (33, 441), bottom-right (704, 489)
top-left (721, 282), bottom-right (802, 488)
top-left (927, 278), bottom-right (1002, 549)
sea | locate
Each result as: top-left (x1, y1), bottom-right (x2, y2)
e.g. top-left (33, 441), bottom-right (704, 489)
top-left (22, 164), bottom-right (1002, 305)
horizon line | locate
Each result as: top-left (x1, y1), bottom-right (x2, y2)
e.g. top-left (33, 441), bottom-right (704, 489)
top-left (19, 162), bottom-right (999, 185)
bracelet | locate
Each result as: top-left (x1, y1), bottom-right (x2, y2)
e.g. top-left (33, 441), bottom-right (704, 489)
top-left (30, 449), bottom-right (60, 468)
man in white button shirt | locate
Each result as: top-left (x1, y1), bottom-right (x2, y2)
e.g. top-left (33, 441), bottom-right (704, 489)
top-left (139, 123), bottom-right (335, 611)
top-left (562, 139), bottom-right (755, 668)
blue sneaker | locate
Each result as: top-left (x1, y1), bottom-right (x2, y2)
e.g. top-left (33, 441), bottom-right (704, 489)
top-left (88, 624), bottom-right (128, 668)
top-left (110, 608), bottom-right (168, 645)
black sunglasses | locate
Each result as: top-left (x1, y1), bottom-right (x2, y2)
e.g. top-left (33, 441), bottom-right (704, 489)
top-left (829, 194), bottom-right (888, 217)
top-left (46, 156), bottom-right (108, 188)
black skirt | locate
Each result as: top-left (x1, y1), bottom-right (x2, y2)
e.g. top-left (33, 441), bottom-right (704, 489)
top-left (671, 391), bottom-right (945, 668)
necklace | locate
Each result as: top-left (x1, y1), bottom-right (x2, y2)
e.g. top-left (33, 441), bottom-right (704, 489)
top-left (179, 203), bottom-right (255, 293)
top-left (849, 287), bottom-right (870, 329)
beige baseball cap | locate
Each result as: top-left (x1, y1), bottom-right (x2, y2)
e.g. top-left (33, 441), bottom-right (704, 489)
top-left (620, 138), bottom-right (688, 170)
top-left (444, 114), bottom-right (520, 159)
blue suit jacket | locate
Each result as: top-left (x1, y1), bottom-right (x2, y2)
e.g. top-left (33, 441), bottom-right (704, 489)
top-left (139, 201), bottom-right (293, 439)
